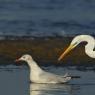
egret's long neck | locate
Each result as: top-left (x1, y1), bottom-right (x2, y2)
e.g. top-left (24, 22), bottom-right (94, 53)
top-left (79, 35), bottom-right (95, 58)
top-left (27, 59), bottom-right (43, 72)
top-left (85, 42), bottom-right (95, 58)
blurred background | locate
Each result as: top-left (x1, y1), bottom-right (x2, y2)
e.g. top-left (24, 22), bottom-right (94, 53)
top-left (0, 0), bottom-right (95, 66)
top-left (0, 0), bottom-right (95, 39)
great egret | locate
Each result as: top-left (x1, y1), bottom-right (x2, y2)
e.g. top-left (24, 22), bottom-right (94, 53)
top-left (58, 35), bottom-right (95, 61)
top-left (15, 54), bottom-right (72, 83)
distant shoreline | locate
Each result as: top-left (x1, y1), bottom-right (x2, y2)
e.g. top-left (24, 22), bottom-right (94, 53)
top-left (0, 34), bottom-right (95, 40)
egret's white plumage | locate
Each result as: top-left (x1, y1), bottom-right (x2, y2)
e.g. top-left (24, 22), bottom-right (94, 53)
top-left (16, 54), bottom-right (71, 84)
top-left (58, 35), bottom-right (95, 61)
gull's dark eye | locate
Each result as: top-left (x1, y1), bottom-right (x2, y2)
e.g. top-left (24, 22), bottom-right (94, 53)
top-left (23, 57), bottom-right (25, 59)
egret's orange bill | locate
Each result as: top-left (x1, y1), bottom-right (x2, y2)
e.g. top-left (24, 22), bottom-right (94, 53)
top-left (58, 44), bottom-right (74, 61)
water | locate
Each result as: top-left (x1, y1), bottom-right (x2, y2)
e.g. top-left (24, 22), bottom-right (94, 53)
top-left (0, 0), bottom-right (95, 37)
top-left (0, 64), bottom-right (95, 95)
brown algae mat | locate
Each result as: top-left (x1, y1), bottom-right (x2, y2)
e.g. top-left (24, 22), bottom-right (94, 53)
top-left (0, 37), bottom-right (95, 65)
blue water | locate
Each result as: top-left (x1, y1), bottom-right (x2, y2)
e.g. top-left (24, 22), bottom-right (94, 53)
top-left (0, 64), bottom-right (95, 95)
top-left (0, 0), bottom-right (95, 37)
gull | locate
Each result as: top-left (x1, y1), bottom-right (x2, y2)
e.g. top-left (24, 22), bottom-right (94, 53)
top-left (15, 54), bottom-right (72, 84)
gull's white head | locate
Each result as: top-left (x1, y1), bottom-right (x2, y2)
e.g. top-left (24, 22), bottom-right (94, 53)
top-left (15, 54), bottom-right (33, 62)
top-left (58, 35), bottom-right (95, 61)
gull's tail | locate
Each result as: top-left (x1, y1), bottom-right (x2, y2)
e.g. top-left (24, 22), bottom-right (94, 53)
top-left (64, 73), bottom-right (80, 79)
top-left (70, 76), bottom-right (80, 79)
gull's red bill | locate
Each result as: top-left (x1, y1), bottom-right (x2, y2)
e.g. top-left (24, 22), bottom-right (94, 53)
top-left (15, 59), bottom-right (20, 62)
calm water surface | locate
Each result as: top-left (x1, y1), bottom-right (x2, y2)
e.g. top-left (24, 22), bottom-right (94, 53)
top-left (0, 64), bottom-right (95, 95)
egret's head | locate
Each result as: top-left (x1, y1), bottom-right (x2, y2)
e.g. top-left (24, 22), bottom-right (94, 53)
top-left (15, 54), bottom-right (33, 62)
top-left (58, 35), bottom-right (82, 61)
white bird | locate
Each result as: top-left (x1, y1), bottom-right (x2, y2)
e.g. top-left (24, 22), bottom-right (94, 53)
top-left (15, 54), bottom-right (71, 84)
top-left (58, 35), bottom-right (95, 61)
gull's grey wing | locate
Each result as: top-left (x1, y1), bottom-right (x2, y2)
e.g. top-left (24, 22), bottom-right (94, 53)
top-left (40, 71), bottom-right (71, 83)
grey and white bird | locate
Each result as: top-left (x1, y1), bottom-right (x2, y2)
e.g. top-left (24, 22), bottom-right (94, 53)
top-left (15, 54), bottom-right (71, 84)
